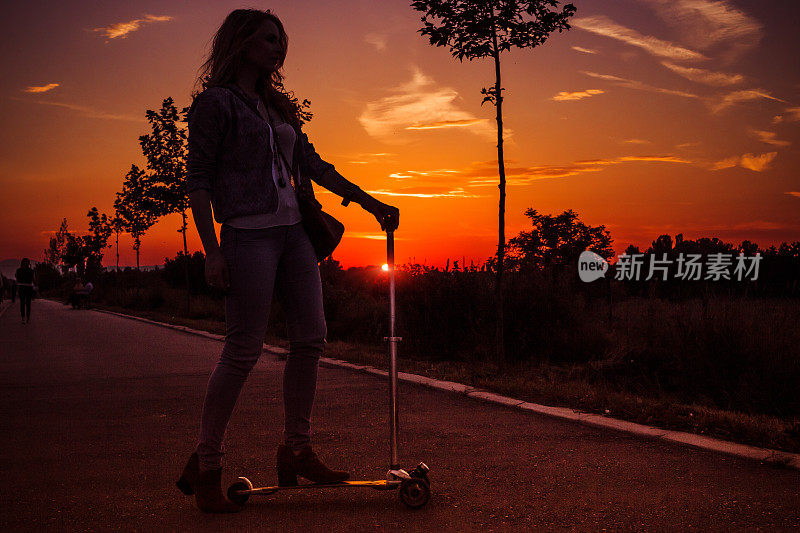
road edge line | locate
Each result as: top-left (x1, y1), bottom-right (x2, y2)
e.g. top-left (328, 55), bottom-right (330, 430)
top-left (89, 305), bottom-right (800, 471)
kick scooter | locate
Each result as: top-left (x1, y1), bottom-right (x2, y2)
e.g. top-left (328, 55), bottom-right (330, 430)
top-left (226, 229), bottom-right (431, 509)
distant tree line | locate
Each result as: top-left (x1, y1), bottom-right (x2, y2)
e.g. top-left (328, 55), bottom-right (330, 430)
top-left (44, 97), bottom-right (189, 278)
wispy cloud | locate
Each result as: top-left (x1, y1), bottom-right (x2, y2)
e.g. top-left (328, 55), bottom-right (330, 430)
top-left (583, 71), bottom-right (698, 99)
top-left (359, 68), bottom-right (499, 142)
top-left (617, 155), bottom-right (691, 163)
top-left (364, 32), bottom-right (387, 52)
top-left (347, 231), bottom-right (410, 240)
top-left (752, 130), bottom-right (790, 148)
top-left (405, 118), bottom-right (490, 130)
top-left (367, 186), bottom-right (486, 199)
top-left (660, 61), bottom-right (743, 86)
top-left (676, 141), bottom-right (701, 149)
top-left (24, 83), bottom-right (59, 93)
top-left (785, 192), bottom-right (800, 199)
top-left (710, 89), bottom-right (786, 113)
top-left (381, 155), bottom-right (693, 192)
top-left (740, 152), bottom-right (778, 172)
top-left (712, 152), bottom-right (778, 172)
top-left (572, 15), bottom-right (707, 61)
top-left (347, 152), bottom-right (396, 164)
top-left (552, 89), bottom-right (604, 101)
top-left (623, 139), bottom-right (651, 145)
top-left (571, 46), bottom-right (598, 55)
top-left (389, 170), bottom-right (447, 179)
top-left (92, 14), bottom-right (173, 41)
top-left (11, 97), bottom-right (141, 122)
top-left (782, 107), bottom-right (800, 121)
top-left (643, 0), bottom-right (762, 61)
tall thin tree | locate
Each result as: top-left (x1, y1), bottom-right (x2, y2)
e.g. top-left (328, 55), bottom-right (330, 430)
top-left (110, 213), bottom-right (125, 271)
top-left (411, 0), bottom-right (576, 360)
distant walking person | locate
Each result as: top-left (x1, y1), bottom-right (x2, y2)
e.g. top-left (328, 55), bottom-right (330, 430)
top-left (15, 258), bottom-right (36, 324)
top-left (175, 9), bottom-right (399, 513)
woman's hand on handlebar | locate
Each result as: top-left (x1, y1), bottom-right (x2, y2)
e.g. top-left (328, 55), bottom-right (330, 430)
top-left (205, 249), bottom-right (230, 291)
top-left (360, 194), bottom-right (400, 232)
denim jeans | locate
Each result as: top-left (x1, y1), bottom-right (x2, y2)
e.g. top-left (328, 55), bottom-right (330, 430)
top-left (18, 286), bottom-right (33, 319)
top-left (196, 221), bottom-right (327, 470)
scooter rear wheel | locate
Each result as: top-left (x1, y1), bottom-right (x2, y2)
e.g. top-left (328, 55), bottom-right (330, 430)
top-left (227, 481), bottom-right (250, 506)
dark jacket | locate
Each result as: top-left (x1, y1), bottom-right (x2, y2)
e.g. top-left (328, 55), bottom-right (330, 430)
top-left (186, 84), bottom-right (363, 223)
top-left (15, 266), bottom-right (34, 285)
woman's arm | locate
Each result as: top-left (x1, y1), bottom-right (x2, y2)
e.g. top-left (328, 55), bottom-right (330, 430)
top-left (297, 131), bottom-right (400, 231)
top-left (188, 190), bottom-right (219, 255)
top-left (187, 89), bottom-right (230, 289)
top-left (189, 180), bottom-right (229, 289)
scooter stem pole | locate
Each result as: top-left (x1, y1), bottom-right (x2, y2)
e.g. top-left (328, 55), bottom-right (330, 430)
top-left (387, 229), bottom-right (400, 469)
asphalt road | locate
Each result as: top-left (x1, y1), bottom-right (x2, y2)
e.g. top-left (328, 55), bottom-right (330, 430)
top-left (1, 299), bottom-right (798, 531)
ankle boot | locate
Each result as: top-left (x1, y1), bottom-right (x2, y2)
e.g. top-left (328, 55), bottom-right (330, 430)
top-left (176, 452), bottom-right (199, 495)
top-left (277, 445), bottom-right (299, 486)
top-left (195, 467), bottom-right (242, 513)
top-left (277, 444), bottom-right (350, 485)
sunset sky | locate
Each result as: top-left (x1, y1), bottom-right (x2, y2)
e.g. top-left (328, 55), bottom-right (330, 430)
top-left (1, 0), bottom-right (799, 269)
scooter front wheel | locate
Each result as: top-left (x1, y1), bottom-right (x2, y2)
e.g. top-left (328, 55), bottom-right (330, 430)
top-left (399, 478), bottom-right (430, 509)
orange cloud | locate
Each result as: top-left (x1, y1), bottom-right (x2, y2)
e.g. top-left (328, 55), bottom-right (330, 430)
top-left (572, 15), bottom-right (707, 60)
top-left (11, 97), bottom-right (141, 122)
top-left (92, 14), bottom-right (173, 40)
top-left (367, 186), bottom-right (486, 199)
top-left (712, 152), bottom-right (778, 172)
top-left (405, 118), bottom-right (490, 130)
top-left (752, 130), bottom-right (790, 147)
top-left (711, 89), bottom-right (786, 113)
top-left (552, 89), bottom-right (604, 101)
top-left (660, 62), bottom-right (743, 86)
top-left (783, 107), bottom-right (800, 121)
top-left (740, 152), bottom-right (778, 172)
top-left (571, 46), bottom-right (598, 54)
top-left (379, 155), bottom-right (694, 191)
top-left (644, 0), bottom-right (762, 60)
top-left (346, 231), bottom-right (409, 240)
top-left (583, 72), bottom-right (698, 98)
top-left (24, 83), bottom-right (59, 93)
top-left (364, 32), bottom-right (387, 52)
top-left (617, 155), bottom-right (691, 163)
top-left (785, 192), bottom-right (800, 199)
top-left (359, 68), bottom-right (499, 142)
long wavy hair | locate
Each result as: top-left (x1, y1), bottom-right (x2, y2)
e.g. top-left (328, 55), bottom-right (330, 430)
top-left (192, 9), bottom-right (300, 129)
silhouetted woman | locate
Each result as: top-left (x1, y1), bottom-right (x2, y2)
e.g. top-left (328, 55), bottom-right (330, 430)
top-left (176, 9), bottom-right (399, 513)
top-left (15, 258), bottom-right (36, 324)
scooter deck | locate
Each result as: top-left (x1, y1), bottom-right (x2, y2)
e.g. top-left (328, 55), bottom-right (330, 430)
top-left (235, 478), bottom-right (401, 497)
